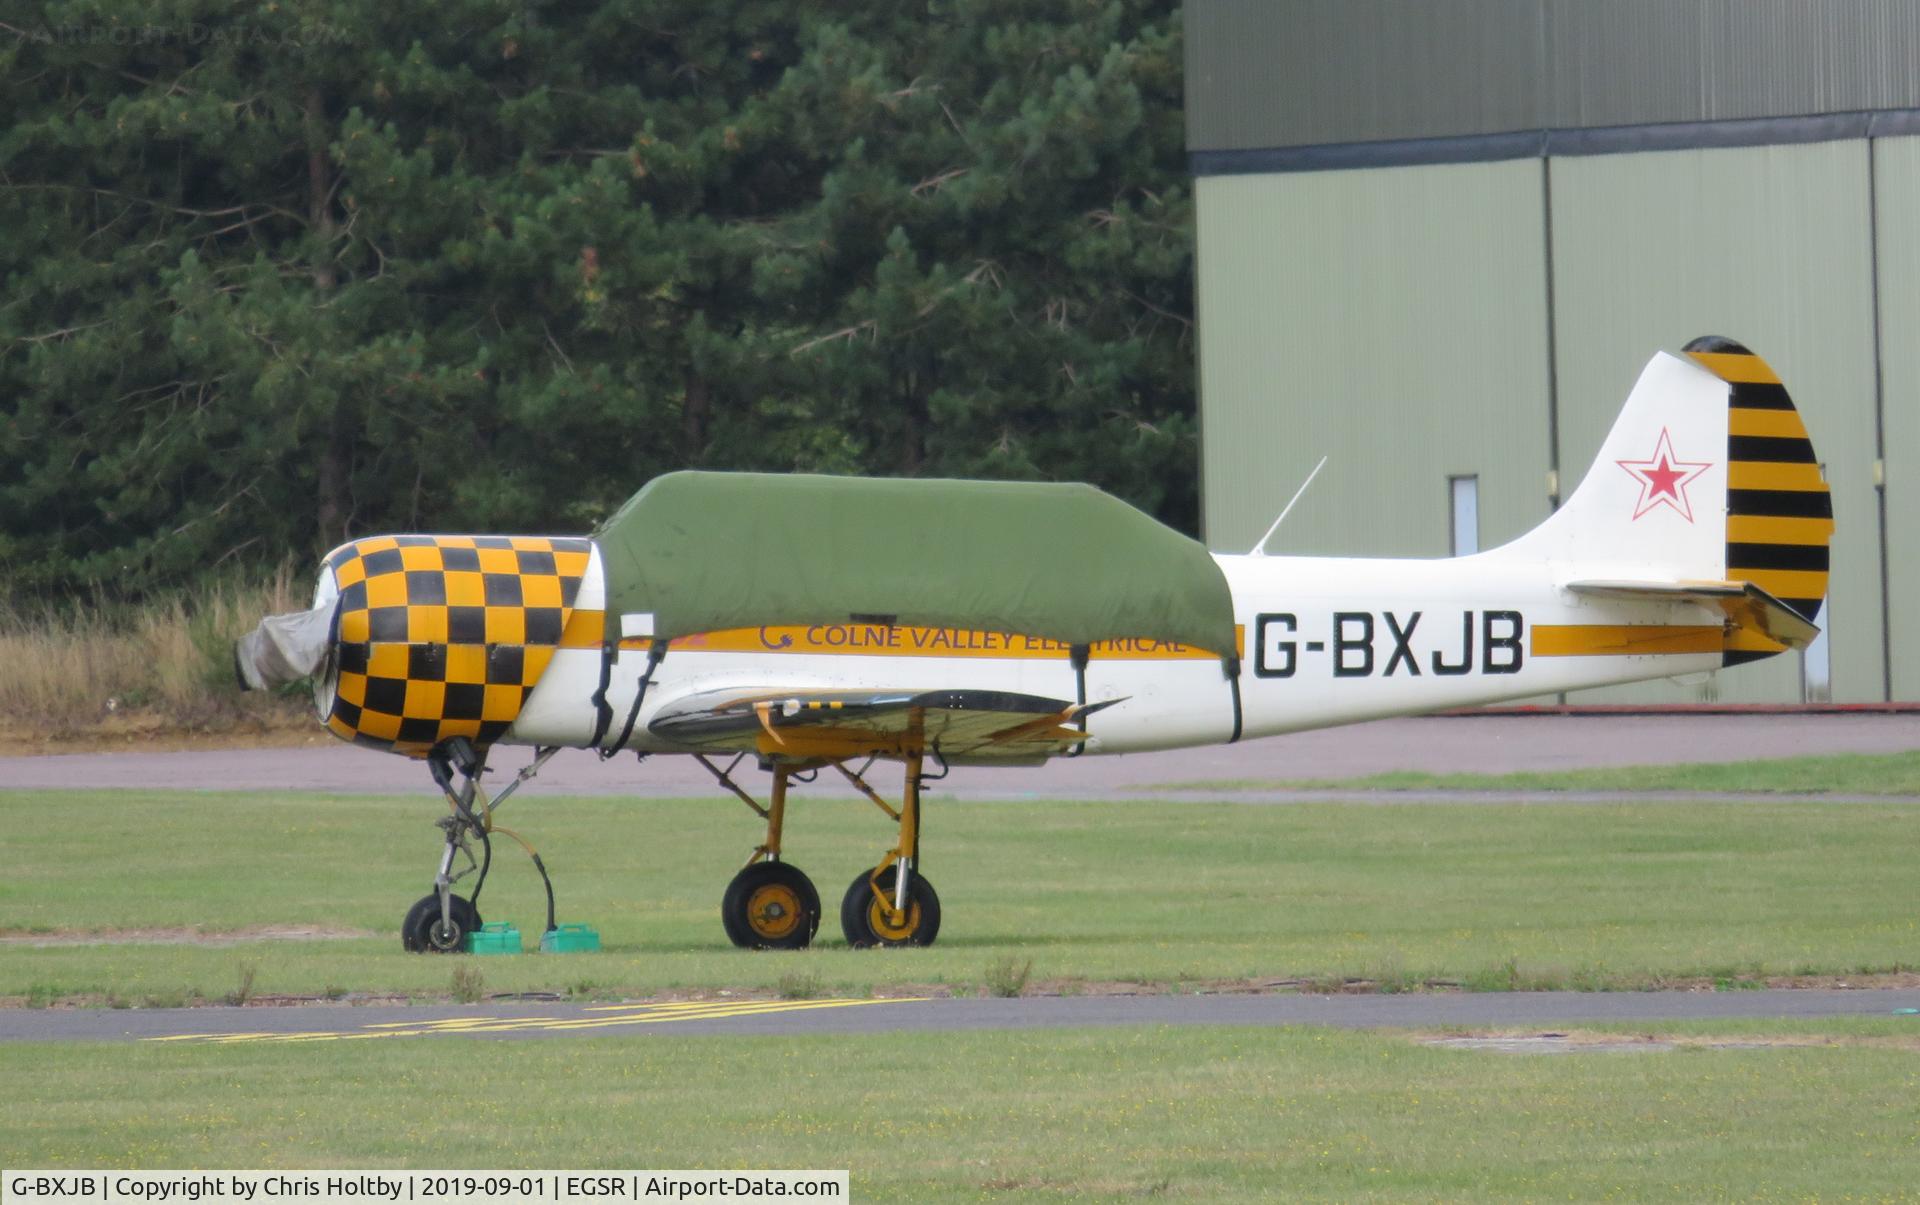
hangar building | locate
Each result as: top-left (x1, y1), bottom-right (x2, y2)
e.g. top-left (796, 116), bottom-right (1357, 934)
top-left (1187, 0), bottom-right (1920, 704)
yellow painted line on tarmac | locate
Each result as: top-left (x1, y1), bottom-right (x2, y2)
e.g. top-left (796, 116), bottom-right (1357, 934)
top-left (142, 998), bottom-right (925, 1044)
top-left (146, 1032), bottom-right (280, 1043)
top-left (584, 1000), bottom-right (734, 1012)
top-left (154, 1031), bottom-right (348, 1045)
top-left (363, 1016), bottom-right (561, 1031)
top-left (536, 998), bottom-right (925, 1032)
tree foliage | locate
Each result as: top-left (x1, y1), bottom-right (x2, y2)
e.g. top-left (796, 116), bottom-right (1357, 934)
top-left (0, 0), bottom-right (1193, 599)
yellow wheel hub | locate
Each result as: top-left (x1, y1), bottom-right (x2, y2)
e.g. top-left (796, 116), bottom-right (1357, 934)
top-left (867, 890), bottom-right (921, 942)
top-left (747, 883), bottom-right (803, 941)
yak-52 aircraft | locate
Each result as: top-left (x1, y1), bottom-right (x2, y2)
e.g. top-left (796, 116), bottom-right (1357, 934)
top-left (239, 337), bottom-right (1831, 953)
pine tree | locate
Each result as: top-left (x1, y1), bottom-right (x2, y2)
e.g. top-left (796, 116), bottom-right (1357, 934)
top-left (0, 0), bottom-right (1192, 599)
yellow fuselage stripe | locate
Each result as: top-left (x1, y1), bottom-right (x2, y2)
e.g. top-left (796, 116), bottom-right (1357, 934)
top-left (1531, 625), bottom-right (1724, 657)
top-left (1725, 626), bottom-right (1790, 654)
top-left (560, 610), bottom-right (606, 647)
top-left (554, 617), bottom-right (1243, 660)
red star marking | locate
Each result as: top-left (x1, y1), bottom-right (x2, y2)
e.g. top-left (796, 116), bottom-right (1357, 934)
top-left (1617, 428), bottom-right (1712, 522)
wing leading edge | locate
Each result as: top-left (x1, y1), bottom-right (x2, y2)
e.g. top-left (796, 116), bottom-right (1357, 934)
top-left (648, 687), bottom-right (1120, 763)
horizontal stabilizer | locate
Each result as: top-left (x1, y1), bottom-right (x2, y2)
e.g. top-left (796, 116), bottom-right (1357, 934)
top-left (1565, 579), bottom-right (1819, 649)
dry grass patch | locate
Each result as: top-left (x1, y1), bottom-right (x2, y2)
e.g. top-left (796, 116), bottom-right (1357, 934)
top-left (0, 569), bottom-right (312, 740)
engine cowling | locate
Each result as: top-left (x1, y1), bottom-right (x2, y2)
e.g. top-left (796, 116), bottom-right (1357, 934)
top-left (286, 534), bottom-right (594, 758)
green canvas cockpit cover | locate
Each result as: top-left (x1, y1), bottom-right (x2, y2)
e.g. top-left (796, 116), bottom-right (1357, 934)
top-left (593, 472), bottom-right (1237, 655)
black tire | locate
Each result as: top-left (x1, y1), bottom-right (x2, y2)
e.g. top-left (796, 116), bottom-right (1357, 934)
top-left (402, 893), bottom-right (481, 953)
top-left (720, 862), bottom-right (821, 949)
top-left (839, 867), bottom-right (941, 948)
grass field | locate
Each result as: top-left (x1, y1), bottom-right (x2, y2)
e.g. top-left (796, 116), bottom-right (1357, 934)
top-left (1158, 747), bottom-right (1920, 796)
top-left (6, 772), bottom-right (1920, 1197)
top-left (4, 1020), bottom-right (1919, 1197)
top-left (3, 786), bottom-right (1918, 1002)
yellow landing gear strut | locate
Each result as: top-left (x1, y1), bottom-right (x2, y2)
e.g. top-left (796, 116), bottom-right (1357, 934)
top-left (699, 703), bottom-right (946, 950)
top-left (701, 756), bottom-right (822, 949)
top-left (835, 749), bottom-right (942, 947)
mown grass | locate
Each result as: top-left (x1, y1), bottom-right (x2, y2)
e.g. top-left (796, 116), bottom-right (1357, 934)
top-left (0, 572), bottom-right (310, 737)
top-left (3, 1023), bottom-right (1918, 1197)
top-left (2, 789), bottom-right (1917, 1002)
top-left (1155, 748), bottom-right (1920, 796)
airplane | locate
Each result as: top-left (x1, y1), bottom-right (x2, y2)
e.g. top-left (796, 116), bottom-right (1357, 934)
top-left (237, 336), bottom-right (1831, 954)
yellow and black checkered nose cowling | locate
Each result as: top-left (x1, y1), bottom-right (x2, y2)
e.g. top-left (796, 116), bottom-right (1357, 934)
top-left (320, 535), bottom-right (593, 757)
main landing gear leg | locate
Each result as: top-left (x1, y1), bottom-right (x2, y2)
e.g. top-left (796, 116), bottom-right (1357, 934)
top-left (701, 755), bottom-right (822, 949)
top-left (838, 749), bottom-right (941, 948)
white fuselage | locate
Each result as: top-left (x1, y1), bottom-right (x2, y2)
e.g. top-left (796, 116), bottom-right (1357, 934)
top-left (505, 548), bottom-right (1723, 756)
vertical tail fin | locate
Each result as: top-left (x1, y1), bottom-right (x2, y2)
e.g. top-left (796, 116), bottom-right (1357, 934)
top-left (1503, 337), bottom-right (1831, 667)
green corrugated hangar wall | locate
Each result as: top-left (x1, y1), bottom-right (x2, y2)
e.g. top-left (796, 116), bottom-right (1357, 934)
top-left (1189, 0), bottom-right (1920, 704)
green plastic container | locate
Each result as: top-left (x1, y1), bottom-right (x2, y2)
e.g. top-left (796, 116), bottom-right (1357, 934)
top-left (539, 924), bottom-right (602, 954)
top-left (465, 923), bottom-right (523, 955)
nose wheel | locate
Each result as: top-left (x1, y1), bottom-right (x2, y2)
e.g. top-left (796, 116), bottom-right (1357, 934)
top-left (402, 892), bottom-right (481, 953)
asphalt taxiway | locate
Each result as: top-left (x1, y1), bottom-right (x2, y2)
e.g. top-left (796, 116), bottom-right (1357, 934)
top-left (3, 989), bottom-right (1919, 1043)
top-left (3, 712), bottom-right (1917, 798)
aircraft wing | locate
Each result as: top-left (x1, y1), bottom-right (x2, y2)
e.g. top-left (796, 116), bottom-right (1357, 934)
top-left (648, 687), bottom-right (1118, 762)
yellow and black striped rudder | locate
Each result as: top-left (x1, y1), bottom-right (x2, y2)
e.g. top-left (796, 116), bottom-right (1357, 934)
top-left (1683, 337), bottom-right (1833, 667)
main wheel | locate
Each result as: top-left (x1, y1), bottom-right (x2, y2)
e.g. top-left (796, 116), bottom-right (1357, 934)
top-left (402, 893), bottom-right (481, 953)
top-left (721, 861), bottom-right (821, 949)
top-left (840, 866), bottom-right (941, 948)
